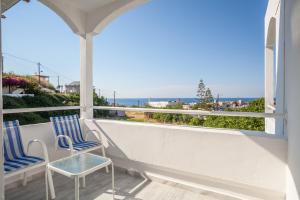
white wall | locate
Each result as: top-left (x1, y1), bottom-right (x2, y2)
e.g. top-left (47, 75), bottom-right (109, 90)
top-left (285, 0), bottom-right (300, 199)
top-left (85, 120), bottom-right (287, 199)
top-left (265, 0), bottom-right (300, 199)
top-left (6, 121), bottom-right (287, 199)
top-left (264, 0), bottom-right (285, 135)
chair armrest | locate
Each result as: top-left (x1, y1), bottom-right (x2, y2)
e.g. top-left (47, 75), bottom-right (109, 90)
top-left (27, 139), bottom-right (49, 163)
top-left (85, 130), bottom-right (102, 143)
top-left (55, 135), bottom-right (74, 154)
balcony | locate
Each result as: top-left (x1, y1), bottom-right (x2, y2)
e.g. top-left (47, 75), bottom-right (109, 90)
top-left (2, 106), bottom-right (287, 200)
top-left (1, 0), bottom-right (300, 200)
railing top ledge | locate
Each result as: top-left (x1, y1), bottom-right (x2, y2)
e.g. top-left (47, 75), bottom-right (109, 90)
top-left (93, 106), bottom-right (284, 118)
top-left (3, 106), bottom-right (81, 114)
top-left (2, 105), bottom-right (284, 118)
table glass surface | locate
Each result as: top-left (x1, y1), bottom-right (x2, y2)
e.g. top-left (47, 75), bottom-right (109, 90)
top-left (49, 153), bottom-right (110, 174)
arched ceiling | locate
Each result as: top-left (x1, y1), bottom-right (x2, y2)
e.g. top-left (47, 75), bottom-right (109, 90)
top-left (39, 0), bottom-right (148, 37)
top-left (266, 17), bottom-right (276, 48)
top-left (2, 0), bottom-right (22, 13)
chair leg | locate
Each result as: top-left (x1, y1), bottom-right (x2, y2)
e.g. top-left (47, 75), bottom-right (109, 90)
top-left (101, 146), bottom-right (109, 173)
top-left (22, 172), bottom-right (27, 186)
top-left (81, 176), bottom-right (86, 188)
top-left (47, 169), bottom-right (56, 199)
top-left (75, 176), bottom-right (80, 200)
top-left (45, 170), bottom-right (49, 200)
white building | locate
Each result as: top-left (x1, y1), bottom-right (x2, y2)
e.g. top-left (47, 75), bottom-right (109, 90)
top-left (147, 101), bottom-right (180, 108)
top-left (64, 81), bottom-right (80, 94)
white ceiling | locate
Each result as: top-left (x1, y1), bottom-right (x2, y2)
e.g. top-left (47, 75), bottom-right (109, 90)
top-left (58, 0), bottom-right (114, 13)
top-left (40, 0), bottom-right (147, 35)
top-left (2, 0), bottom-right (20, 12)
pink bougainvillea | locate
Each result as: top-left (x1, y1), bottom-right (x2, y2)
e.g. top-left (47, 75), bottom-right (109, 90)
top-left (3, 77), bottom-right (27, 87)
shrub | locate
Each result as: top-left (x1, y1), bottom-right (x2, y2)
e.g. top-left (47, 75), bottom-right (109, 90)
top-left (145, 98), bottom-right (265, 131)
top-left (203, 116), bottom-right (264, 131)
top-left (189, 117), bottom-right (204, 126)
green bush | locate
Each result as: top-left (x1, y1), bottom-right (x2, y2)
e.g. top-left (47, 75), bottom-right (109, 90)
top-left (181, 114), bottom-right (193, 124)
top-left (203, 98), bottom-right (265, 131)
top-left (189, 117), bottom-right (204, 126)
top-left (203, 116), bottom-right (264, 131)
top-left (150, 113), bottom-right (203, 126)
top-left (146, 98), bottom-right (265, 131)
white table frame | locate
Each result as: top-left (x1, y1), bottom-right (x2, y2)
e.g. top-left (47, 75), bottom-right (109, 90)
top-left (46, 153), bottom-right (114, 200)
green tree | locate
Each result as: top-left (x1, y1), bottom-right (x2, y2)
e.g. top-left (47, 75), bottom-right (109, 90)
top-left (196, 79), bottom-right (206, 103)
top-left (195, 80), bottom-right (214, 110)
top-left (204, 88), bottom-right (214, 103)
top-left (93, 92), bottom-right (109, 118)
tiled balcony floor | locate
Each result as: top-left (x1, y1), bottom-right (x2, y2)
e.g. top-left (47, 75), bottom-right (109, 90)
top-left (6, 168), bottom-right (239, 200)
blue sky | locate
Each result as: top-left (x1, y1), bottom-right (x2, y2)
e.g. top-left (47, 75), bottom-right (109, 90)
top-left (2, 0), bottom-right (268, 98)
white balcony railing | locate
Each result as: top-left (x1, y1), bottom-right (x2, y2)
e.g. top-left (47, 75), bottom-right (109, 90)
top-left (3, 111), bottom-right (287, 200)
top-left (3, 106), bottom-right (81, 114)
top-left (3, 105), bottom-right (285, 118)
top-left (93, 106), bottom-right (285, 118)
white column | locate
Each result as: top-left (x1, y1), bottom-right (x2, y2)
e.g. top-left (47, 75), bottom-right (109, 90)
top-left (285, 0), bottom-right (300, 199)
top-left (80, 33), bottom-right (94, 119)
top-left (265, 47), bottom-right (275, 134)
top-left (0, 0), bottom-right (4, 198)
top-left (274, 3), bottom-right (285, 136)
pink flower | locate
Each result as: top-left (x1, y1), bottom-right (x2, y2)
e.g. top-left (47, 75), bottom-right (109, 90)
top-left (3, 77), bottom-right (28, 87)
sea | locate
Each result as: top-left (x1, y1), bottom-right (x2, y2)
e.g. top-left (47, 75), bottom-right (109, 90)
top-left (107, 98), bottom-right (259, 107)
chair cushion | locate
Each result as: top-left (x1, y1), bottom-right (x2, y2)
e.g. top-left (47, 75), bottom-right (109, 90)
top-left (4, 155), bottom-right (44, 174)
top-left (50, 115), bottom-right (102, 152)
top-left (3, 120), bottom-right (45, 174)
top-left (61, 141), bottom-right (100, 151)
top-left (50, 114), bottom-right (85, 148)
top-left (3, 120), bottom-right (26, 161)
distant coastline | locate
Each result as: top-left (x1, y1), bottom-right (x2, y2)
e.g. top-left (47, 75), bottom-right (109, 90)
top-left (107, 97), bottom-right (260, 107)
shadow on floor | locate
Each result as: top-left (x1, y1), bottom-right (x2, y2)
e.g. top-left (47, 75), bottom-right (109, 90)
top-left (5, 169), bottom-right (149, 200)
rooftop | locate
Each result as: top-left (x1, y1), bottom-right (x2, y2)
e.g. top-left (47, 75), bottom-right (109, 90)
top-left (66, 81), bottom-right (80, 86)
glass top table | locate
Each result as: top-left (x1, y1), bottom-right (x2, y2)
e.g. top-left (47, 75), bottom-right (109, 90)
top-left (46, 153), bottom-right (114, 200)
top-left (48, 153), bottom-right (111, 177)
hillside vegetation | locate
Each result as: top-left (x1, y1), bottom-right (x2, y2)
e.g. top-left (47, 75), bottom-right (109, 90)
top-left (3, 74), bottom-right (265, 131)
top-left (4, 93), bottom-right (109, 125)
top-left (3, 73), bottom-right (109, 124)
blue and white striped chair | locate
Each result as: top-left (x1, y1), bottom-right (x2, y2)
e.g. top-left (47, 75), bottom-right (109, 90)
top-left (3, 120), bottom-right (55, 199)
top-left (50, 114), bottom-right (108, 172)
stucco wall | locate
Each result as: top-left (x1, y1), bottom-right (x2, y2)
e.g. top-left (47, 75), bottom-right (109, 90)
top-left (285, 0), bottom-right (300, 199)
top-left (86, 119), bottom-right (287, 199)
top-left (6, 120), bottom-right (287, 199)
